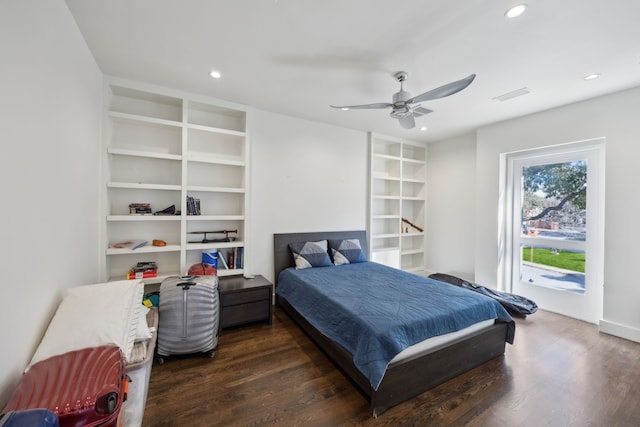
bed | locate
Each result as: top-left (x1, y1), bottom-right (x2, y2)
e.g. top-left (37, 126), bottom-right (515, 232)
top-left (274, 230), bottom-right (515, 416)
top-left (11, 279), bottom-right (157, 427)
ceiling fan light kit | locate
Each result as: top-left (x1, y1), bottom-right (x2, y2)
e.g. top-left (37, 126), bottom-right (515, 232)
top-left (505, 4), bottom-right (528, 19)
top-left (330, 71), bottom-right (476, 129)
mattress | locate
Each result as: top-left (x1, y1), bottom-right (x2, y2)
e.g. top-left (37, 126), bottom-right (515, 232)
top-left (388, 318), bottom-right (495, 366)
top-left (124, 307), bottom-right (158, 427)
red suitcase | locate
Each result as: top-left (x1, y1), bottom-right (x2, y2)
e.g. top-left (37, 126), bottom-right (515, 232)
top-left (3, 345), bottom-right (127, 427)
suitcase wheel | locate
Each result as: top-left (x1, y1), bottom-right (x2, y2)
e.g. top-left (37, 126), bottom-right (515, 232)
top-left (95, 391), bottom-right (119, 414)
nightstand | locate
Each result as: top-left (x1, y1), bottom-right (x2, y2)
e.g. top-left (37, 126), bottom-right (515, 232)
top-left (218, 275), bottom-right (273, 329)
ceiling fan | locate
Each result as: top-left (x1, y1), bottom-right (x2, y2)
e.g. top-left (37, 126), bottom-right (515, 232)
top-left (330, 72), bottom-right (476, 129)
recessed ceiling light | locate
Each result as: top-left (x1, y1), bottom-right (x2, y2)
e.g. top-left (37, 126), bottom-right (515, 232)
top-left (505, 4), bottom-right (528, 18)
top-left (420, 126), bottom-right (428, 131)
top-left (584, 73), bottom-right (601, 81)
top-left (341, 107), bottom-right (349, 111)
top-left (209, 70), bottom-right (221, 79)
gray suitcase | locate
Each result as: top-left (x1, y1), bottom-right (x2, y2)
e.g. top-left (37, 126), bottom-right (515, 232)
top-left (157, 275), bottom-right (219, 362)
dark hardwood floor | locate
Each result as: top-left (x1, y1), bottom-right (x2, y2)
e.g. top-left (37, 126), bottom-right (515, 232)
top-left (142, 307), bottom-right (640, 426)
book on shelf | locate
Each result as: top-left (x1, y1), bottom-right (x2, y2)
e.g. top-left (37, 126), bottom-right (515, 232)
top-left (235, 247), bottom-right (244, 269)
top-left (110, 240), bottom-right (148, 250)
top-left (227, 249), bottom-right (234, 269)
top-left (126, 270), bottom-right (158, 280)
top-left (216, 247), bottom-right (244, 270)
top-left (127, 261), bottom-right (158, 279)
top-left (129, 203), bottom-right (152, 215)
top-left (217, 250), bottom-right (229, 269)
top-left (186, 196), bottom-right (201, 215)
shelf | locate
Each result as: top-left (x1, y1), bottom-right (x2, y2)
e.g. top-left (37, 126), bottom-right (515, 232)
top-left (186, 153), bottom-right (245, 166)
top-left (217, 269), bottom-right (244, 277)
top-left (185, 241), bottom-right (244, 250)
top-left (372, 247), bottom-right (401, 253)
top-left (108, 275), bottom-right (169, 284)
top-left (402, 157), bottom-right (426, 165)
top-left (373, 174), bottom-right (401, 181)
top-left (106, 244), bottom-right (181, 255)
top-left (106, 215), bottom-right (181, 222)
top-left (186, 185), bottom-right (245, 194)
top-left (401, 249), bottom-right (424, 256)
top-left (372, 195), bottom-right (401, 200)
top-left (107, 147), bottom-right (182, 161)
top-left (373, 153), bottom-right (401, 161)
top-left (185, 215), bottom-right (245, 221)
top-left (109, 111), bottom-right (182, 128)
top-left (401, 232), bottom-right (424, 238)
top-left (403, 177), bottom-right (424, 184)
top-left (186, 122), bottom-right (246, 137)
top-left (373, 215), bottom-right (401, 220)
top-left (107, 182), bottom-right (181, 191)
top-left (372, 233), bottom-right (401, 239)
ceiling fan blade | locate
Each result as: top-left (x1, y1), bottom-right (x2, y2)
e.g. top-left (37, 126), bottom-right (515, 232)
top-left (406, 74), bottom-right (476, 104)
top-left (398, 114), bottom-right (415, 129)
top-left (412, 106), bottom-right (433, 117)
top-left (330, 102), bottom-right (393, 110)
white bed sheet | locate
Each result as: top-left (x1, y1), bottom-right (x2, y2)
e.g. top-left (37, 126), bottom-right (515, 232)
top-left (388, 319), bottom-right (496, 366)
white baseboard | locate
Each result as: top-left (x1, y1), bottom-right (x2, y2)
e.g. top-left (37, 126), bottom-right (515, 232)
top-left (599, 319), bottom-right (640, 343)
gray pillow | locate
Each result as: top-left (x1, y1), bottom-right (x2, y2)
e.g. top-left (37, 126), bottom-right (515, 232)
top-left (289, 240), bottom-right (332, 269)
top-left (328, 239), bottom-right (368, 265)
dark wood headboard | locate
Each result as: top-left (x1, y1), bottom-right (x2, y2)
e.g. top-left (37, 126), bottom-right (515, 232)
top-left (273, 230), bottom-right (368, 286)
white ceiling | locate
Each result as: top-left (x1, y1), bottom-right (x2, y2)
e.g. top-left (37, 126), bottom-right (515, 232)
top-left (65, 0), bottom-right (640, 143)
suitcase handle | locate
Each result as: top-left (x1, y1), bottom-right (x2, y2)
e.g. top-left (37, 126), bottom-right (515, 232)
top-left (181, 284), bottom-right (192, 338)
top-left (176, 281), bottom-right (196, 290)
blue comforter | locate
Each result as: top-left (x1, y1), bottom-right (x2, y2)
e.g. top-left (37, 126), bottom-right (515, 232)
top-left (276, 262), bottom-right (515, 390)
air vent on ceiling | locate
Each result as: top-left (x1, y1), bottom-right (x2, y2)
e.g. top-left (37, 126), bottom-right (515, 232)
top-left (493, 87), bottom-right (530, 102)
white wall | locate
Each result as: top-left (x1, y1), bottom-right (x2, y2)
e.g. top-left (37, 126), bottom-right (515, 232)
top-left (0, 0), bottom-right (103, 405)
top-left (425, 133), bottom-right (476, 280)
top-left (249, 110), bottom-right (368, 283)
top-left (428, 86), bottom-right (640, 341)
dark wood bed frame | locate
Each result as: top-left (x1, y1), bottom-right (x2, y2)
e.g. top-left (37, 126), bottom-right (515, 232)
top-left (273, 230), bottom-right (510, 417)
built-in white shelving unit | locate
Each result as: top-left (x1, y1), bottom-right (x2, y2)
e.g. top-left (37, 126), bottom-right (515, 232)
top-left (368, 133), bottom-right (426, 274)
top-left (102, 78), bottom-right (250, 282)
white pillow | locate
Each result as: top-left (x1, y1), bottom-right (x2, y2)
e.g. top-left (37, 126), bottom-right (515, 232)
top-left (26, 279), bottom-right (144, 371)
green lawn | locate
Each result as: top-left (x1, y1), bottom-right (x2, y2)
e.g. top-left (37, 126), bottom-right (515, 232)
top-left (522, 247), bottom-right (585, 273)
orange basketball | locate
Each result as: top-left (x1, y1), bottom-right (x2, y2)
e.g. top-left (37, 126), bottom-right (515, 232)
top-left (187, 262), bottom-right (217, 276)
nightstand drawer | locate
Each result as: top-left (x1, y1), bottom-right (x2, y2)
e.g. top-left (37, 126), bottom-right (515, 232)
top-left (221, 288), bottom-right (270, 306)
top-left (222, 300), bottom-right (270, 327)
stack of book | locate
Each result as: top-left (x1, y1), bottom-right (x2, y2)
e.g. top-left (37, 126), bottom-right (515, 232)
top-left (127, 261), bottom-right (158, 279)
top-left (186, 196), bottom-right (201, 215)
top-left (217, 247), bottom-right (243, 270)
top-left (129, 203), bottom-right (152, 215)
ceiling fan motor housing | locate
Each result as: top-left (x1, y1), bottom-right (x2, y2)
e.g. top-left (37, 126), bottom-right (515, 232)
top-left (391, 84), bottom-right (412, 118)
top-left (390, 105), bottom-right (410, 118)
